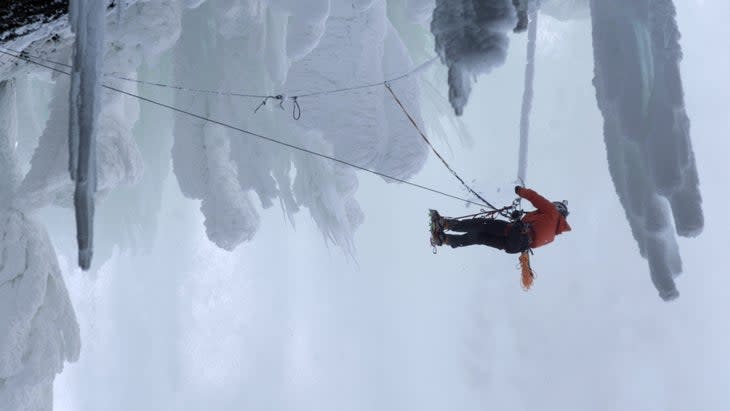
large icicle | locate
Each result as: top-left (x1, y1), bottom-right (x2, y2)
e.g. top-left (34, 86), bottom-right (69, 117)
top-left (68, 0), bottom-right (105, 270)
top-left (0, 80), bottom-right (21, 203)
top-left (517, 0), bottom-right (539, 183)
top-left (431, 0), bottom-right (517, 115)
top-left (590, 0), bottom-right (703, 300)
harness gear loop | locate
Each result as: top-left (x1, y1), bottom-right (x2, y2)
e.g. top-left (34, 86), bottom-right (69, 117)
top-left (291, 96), bottom-right (301, 120)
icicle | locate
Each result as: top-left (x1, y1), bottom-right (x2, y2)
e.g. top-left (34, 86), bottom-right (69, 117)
top-left (0, 80), bottom-right (20, 205)
top-left (517, 0), bottom-right (539, 183)
top-left (68, 0), bottom-right (105, 270)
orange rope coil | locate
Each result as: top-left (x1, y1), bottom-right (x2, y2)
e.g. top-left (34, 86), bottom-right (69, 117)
top-left (519, 252), bottom-right (535, 291)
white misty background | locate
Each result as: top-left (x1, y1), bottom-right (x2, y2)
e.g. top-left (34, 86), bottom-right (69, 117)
top-left (0, 1), bottom-right (728, 411)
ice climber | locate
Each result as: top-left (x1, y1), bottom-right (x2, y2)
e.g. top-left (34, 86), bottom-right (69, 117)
top-left (430, 186), bottom-right (571, 254)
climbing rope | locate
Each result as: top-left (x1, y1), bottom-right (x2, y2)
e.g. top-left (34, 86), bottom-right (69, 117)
top-left (384, 82), bottom-right (512, 216)
top-left (449, 197), bottom-right (523, 221)
top-left (292, 57), bottom-right (436, 98)
top-left (0, 47), bottom-right (273, 97)
top-left (0, 46), bottom-right (435, 120)
top-left (3, 46), bottom-right (517, 214)
top-left (5, 18), bottom-right (544, 290)
top-left (0, 48), bottom-right (495, 209)
top-left (519, 251), bottom-right (535, 290)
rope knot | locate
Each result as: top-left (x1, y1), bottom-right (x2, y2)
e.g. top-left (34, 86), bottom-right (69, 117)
top-left (253, 94), bottom-right (302, 120)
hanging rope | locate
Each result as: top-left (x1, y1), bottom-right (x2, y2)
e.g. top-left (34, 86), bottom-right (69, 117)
top-left (3, 47), bottom-right (517, 216)
top-left (0, 46), bottom-right (436, 120)
top-left (384, 82), bottom-right (510, 216)
top-left (519, 251), bottom-right (535, 290)
top-left (292, 57), bottom-right (437, 98)
top-left (0, 47), bottom-right (274, 99)
top-left (5, 24), bottom-right (543, 292)
top-left (0, 48), bottom-right (495, 209)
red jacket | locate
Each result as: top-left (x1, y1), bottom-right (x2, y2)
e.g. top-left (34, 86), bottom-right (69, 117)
top-left (516, 187), bottom-right (571, 248)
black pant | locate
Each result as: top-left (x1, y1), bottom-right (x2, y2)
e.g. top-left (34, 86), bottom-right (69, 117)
top-left (444, 218), bottom-right (529, 254)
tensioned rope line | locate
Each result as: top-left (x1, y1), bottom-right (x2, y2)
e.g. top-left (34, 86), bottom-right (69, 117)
top-left (0, 46), bottom-right (436, 119)
top-left (0, 47), bottom-right (293, 119)
top-left (0, 46), bottom-right (269, 99)
top-left (293, 57), bottom-right (437, 98)
top-left (384, 82), bottom-right (504, 214)
top-left (0, 48), bottom-right (491, 209)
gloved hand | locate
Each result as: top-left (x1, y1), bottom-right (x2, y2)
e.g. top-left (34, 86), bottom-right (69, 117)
top-left (514, 185), bottom-right (523, 195)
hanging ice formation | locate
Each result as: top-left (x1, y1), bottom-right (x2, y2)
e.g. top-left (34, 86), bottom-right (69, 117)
top-left (68, 0), bottom-right (105, 269)
top-left (431, 0), bottom-right (518, 115)
top-left (0, 3), bottom-right (435, 406)
top-left (590, 0), bottom-right (703, 300)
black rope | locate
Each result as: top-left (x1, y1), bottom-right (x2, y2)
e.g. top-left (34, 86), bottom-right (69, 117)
top-left (1, 48), bottom-right (271, 99)
top-left (293, 71), bottom-right (412, 98)
top-left (452, 208), bottom-right (502, 220)
top-left (384, 82), bottom-right (509, 216)
top-left (114, 74), bottom-right (273, 99)
top-left (0, 46), bottom-right (273, 99)
top-left (0, 48), bottom-right (492, 209)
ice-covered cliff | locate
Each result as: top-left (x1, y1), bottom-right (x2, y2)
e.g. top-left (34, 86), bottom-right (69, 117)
top-left (590, 0), bottom-right (703, 300)
top-left (0, 1), bottom-right (434, 408)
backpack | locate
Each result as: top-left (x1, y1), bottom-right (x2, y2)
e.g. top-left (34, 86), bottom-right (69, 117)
top-left (504, 221), bottom-right (532, 254)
